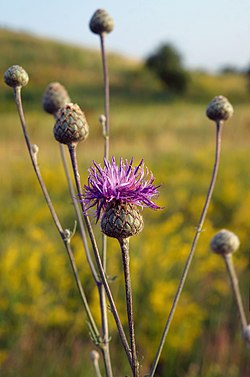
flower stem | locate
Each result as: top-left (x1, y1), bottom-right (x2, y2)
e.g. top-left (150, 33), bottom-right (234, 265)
top-left (119, 238), bottom-right (140, 377)
top-left (99, 31), bottom-right (112, 377)
top-left (13, 86), bottom-right (99, 341)
top-left (100, 33), bottom-right (110, 159)
top-left (68, 144), bottom-right (133, 370)
top-left (59, 142), bottom-right (99, 283)
top-left (223, 254), bottom-right (248, 330)
top-left (149, 121), bottom-right (223, 377)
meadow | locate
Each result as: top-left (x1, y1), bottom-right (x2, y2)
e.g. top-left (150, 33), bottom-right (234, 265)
top-left (0, 29), bottom-right (250, 377)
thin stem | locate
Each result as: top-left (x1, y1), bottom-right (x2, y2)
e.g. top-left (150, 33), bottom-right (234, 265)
top-left (100, 33), bottom-right (110, 159)
top-left (119, 238), bottom-right (140, 377)
top-left (64, 240), bottom-right (100, 340)
top-left (100, 341), bottom-right (113, 377)
top-left (100, 32), bottom-right (110, 374)
top-left (60, 140), bottom-right (113, 375)
top-left (64, 144), bottom-right (112, 377)
top-left (68, 144), bottom-right (133, 369)
top-left (223, 254), bottom-right (248, 330)
top-left (15, 87), bottom-right (63, 235)
top-left (13, 87), bottom-right (99, 340)
top-left (91, 351), bottom-right (103, 377)
top-left (149, 121), bottom-right (223, 377)
top-left (59, 142), bottom-right (99, 283)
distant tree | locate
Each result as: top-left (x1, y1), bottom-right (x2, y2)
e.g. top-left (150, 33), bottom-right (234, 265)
top-left (219, 65), bottom-right (240, 74)
top-left (145, 43), bottom-right (189, 94)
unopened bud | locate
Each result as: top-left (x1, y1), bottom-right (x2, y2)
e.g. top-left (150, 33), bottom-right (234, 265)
top-left (206, 95), bottom-right (234, 122)
top-left (210, 229), bottom-right (240, 256)
top-left (31, 144), bottom-right (39, 157)
top-left (90, 350), bottom-right (100, 361)
top-left (43, 82), bottom-right (71, 115)
top-left (53, 103), bottom-right (89, 146)
top-left (89, 9), bottom-right (114, 35)
top-left (4, 65), bottom-right (29, 88)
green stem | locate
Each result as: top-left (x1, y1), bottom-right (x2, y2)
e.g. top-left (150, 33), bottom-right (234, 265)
top-left (223, 254), bottom-right (248, 330)
top-left (119, 238), bottom-right (140, 377)
top-left (100, 31), bottom-right (112, 377)
top-left (59, 142), bottom-right (99, 283)
top-left (68, 144), bottom-right (133, 370)
top-left (13, 86), bottom-right (99, 340)
top-left (100, 33), bottom-right (110, 160)
top-left (59, 138), bottom-right (112, 375)
top-left (149, 121), bottom-right (223, 377)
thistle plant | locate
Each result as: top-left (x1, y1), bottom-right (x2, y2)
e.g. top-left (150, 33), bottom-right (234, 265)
top-left (82, 157), bottom-right (160, 377)
top-left (3, 8), bottom-right (249, 377)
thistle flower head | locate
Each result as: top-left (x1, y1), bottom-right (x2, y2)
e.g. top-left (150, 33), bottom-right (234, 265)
top-left (89, 9), bottom-right (114, 35)
top-left (82, 157), bottom-right (160, 221)
top-left (206, 95), bottom-right (234, 122)
top-left (43, 82), bottom-right (71, 115)
top-left (210, 229), bottom-right (240, 256)
top-left (4, 65), bottom-right (29, 88)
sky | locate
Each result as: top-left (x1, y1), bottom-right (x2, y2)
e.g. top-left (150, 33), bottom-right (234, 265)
top-left (0, 0), bottom-right (249, 72)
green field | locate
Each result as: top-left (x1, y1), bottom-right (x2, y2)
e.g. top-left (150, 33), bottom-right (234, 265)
top-left (0, 29), bottom-right (250, 377)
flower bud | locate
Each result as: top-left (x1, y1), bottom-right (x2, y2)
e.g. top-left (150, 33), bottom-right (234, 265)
top-left (89, 9), bottom-right (114, 35)
top-left (90, 350), bottom-right (100, 361)
top-left (210, 229), bottom-right (240, 256)
top-left (31, 144), bottom-right (39, 155)
top-left (206, 95), bottom-right (234, 122)
top-left (101, 200), bottom-right (144, 240)
top-left (4, 65), bottom-right (29, 88)
top-left (99, 114), bottom-right (106, 126)
top-left (43, 82), bottom-right (71, 115)
top-left (53, 103), bottom-right (89, 146)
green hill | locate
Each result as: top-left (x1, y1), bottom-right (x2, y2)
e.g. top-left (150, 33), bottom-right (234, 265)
top-left (1, 28), bottom-right (249, 112)
top-left (0, 28), bottom-right (155, 110)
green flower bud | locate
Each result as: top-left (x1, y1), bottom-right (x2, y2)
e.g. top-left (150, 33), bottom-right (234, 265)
top-left (43, 82), bottom-right (71, 115)
top-left (89, 9), bottom-right (114, 35)
top-left (206, 95), bottom-right (234, 122)
top-left (53, 103), bottom-right (89, 146)
top-left (4, 65), bottom-right (29, 88)
top-left (90, 350), bottom-right (100, 361)
top-left (210, 229), bottom-right (240, 256)
top-left (101, 200), bottom-right (144, 240)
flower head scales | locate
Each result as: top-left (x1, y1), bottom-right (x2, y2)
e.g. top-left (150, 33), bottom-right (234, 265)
top-left (82, 157), bottom-right (160, 220)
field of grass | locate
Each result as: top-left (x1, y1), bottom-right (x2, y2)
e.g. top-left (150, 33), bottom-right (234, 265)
top-left (0, 29), bottom-right (250, 377)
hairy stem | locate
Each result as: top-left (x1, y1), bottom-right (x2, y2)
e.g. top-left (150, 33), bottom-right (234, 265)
top-left (68, 144), bottom-right (133, 370)
top-left (149, 121), bottom-right (223, 377)
top-left (223, 254), bottom-right (248, 330)
top-left (13, 86), bottom-right (99, 340)
top-left (119, 238), bottom-right (140, 377)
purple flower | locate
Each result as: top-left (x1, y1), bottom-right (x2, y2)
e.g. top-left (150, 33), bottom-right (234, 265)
top-left (82, 157), bottom-right (160, 220)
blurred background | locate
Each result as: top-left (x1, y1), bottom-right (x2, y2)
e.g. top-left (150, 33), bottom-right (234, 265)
top-left (0, 1), bottom-right (250, 376)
